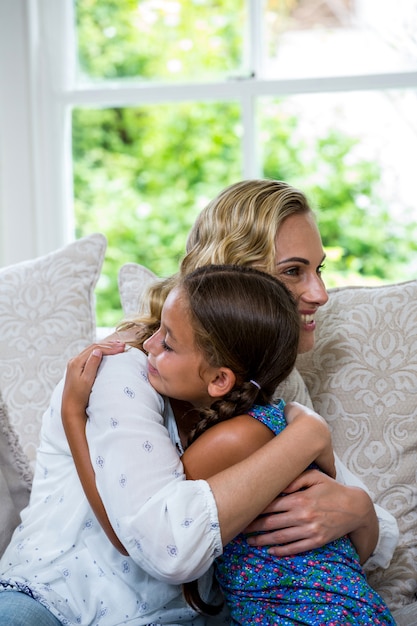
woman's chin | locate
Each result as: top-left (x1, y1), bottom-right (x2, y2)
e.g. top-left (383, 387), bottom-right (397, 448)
top-left (298, 332), bottom-right (315, 354)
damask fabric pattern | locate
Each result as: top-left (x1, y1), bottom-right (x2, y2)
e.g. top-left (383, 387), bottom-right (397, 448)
top-left (0, 390), bottom-right (31, 555)
top-left (0, 233), bottom-right (107, 468)
top-left (296, 279), bottom-right (417, 612)
top-left (118, 261), bottom-right (157, 316)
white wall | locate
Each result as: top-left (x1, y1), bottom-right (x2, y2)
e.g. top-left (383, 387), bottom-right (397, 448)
top-left (0, 0), bottom-right (74, 267)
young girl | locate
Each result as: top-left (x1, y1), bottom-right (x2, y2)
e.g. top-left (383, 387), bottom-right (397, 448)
top-left (65, 264), bottom-right (394, 625)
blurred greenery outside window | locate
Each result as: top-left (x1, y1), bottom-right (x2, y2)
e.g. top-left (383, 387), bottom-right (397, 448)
top-left (73, 0), bottom-right (417, 327)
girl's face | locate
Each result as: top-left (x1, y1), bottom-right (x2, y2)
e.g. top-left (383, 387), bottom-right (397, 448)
top-left (274, 212), bottom-right (328, 354)
top-left (143, 287), bottom-right (217, 406)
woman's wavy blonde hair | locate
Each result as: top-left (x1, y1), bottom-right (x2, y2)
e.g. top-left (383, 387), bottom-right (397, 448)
top-left (120, 179), bottom-right (313, 348)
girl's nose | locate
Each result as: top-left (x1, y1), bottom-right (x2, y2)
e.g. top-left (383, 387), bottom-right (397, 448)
top-left (143, 328), bottom-right (160, 354)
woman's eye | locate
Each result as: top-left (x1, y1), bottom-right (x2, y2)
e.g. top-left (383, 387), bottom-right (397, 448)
top-left (284, 266), bottom-right (300, 277)
top-left (317, 263), bottom-right (326, 276)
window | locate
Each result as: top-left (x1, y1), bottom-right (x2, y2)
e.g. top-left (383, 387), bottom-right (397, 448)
top-left (1, 0), bottom-right (417, 325)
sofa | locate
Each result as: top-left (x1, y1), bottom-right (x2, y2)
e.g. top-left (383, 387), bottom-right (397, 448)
top-left (0, 233), bottom-right (415, 625)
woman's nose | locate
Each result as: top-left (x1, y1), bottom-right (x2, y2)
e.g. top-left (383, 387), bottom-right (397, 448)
top-left (306, 275), bottom-right (329, 306)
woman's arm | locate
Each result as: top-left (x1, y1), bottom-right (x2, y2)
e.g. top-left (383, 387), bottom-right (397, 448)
top-left (62, 341), bottom-right (128, 555)
top-left (245, 470), bottom-right (378, 564)
top-left (261, 368), bottom-right (399, 568)
top-left (181, 401), bottom-right (335, 546)
top-left (63, 346), bottom-right (396, 574)
top-left (62, 346), bottom-right (332, 581)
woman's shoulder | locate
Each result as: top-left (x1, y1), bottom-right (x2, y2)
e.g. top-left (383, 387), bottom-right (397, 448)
top-left (273, 367), bottom-right (314, 409)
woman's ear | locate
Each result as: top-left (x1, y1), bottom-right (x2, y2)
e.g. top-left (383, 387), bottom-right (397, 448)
top-left (207, 368), bottom-right (236, 398)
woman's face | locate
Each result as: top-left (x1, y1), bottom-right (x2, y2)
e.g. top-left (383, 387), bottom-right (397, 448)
top-left (274, 212), bottom-right (328, 354)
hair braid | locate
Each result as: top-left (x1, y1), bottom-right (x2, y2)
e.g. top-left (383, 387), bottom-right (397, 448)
top-left (188, 382), bottom-right (265, 445)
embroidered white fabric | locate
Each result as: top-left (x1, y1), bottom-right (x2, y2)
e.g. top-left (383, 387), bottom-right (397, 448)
top-left (0, 348), bottom-right (224, 625)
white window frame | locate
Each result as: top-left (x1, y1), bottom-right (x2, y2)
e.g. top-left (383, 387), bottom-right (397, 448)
top-left (1, 0), bottom-right (416, 266)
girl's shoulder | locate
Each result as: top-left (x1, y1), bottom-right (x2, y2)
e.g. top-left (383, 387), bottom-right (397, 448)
top-left (181, 412), bottom-right (275, 480)
top-left (247, 400), bottom-right (286, 436)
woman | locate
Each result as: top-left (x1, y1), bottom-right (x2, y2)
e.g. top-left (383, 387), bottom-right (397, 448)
top-left (62, 180), bottom-right (397, 618)
top-left (141, 179), bottom-right (397, 564)
top-left (0, 271), bottom-right (334, 626)
top-left (0, 180), bottom-right (398, 625)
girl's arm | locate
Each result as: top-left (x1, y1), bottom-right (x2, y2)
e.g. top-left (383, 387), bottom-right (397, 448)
top-left (184, 402), bottom-right (376, 562)
top-left (182, 402), bottom-right (335, 482)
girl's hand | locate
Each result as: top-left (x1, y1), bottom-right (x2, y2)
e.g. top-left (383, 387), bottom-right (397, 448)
top-left (62, 340), bottom-right (125, 415)
top-left (284, 402), bottom-right (335, 479)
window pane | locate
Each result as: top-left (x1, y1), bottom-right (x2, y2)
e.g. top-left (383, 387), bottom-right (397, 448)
top-left (264, 0), bottom-right (417, 78)
top-left (72, 101), bottom-right (242, 325)
top-left (75, 0), bottom-right (247, 82)
top-left (259, 89), bottom-right (417, 284)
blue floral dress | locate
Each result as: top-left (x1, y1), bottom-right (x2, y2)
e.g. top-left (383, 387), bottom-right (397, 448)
top-left (214, 401), bottom-right (396, 625)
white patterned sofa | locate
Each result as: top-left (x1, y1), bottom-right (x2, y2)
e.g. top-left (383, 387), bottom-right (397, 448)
top-left (0, 236), bottom-right (416, 625)
top-left (296, 281), bottom-right (417, 625)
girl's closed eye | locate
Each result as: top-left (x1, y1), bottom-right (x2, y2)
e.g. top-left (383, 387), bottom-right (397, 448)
top-left (161, 338), bottom-right (173, 352)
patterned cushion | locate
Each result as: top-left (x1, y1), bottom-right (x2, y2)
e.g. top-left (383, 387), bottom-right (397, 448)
top-left (0, 233), bottom-right (106, 468)
top-left (118, 262), bottom-right (157, 315)
top-left (296, 280), bottom-right (417, 611)
top-left (0, 389), bottom-right (31, 554)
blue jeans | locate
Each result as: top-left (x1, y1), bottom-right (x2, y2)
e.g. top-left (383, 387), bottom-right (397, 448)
top-left (0, 590), bottom-right (62, 625)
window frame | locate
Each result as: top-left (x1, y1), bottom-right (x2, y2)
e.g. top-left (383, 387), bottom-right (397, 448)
top-left (1, 0), bottom-right (416, 266)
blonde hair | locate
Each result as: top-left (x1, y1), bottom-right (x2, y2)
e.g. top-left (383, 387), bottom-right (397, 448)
top-left (120, 179), bottom-right (313, 347)
top-left (183, 179), bottom-right (312, 275)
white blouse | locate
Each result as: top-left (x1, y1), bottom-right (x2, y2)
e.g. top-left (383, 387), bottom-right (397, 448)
top-left (0, 348), bottom-right (226, 625)
top-left (0, 349), bottom-right (398, 625)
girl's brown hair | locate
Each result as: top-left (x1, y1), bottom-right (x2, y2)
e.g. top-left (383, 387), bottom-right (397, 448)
top-left (178, 264), bottom-right (300, 613)
top-left (181, 264), bottom-right (299, 442)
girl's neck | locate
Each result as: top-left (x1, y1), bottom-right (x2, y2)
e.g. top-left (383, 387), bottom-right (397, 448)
top-left (169, 398), bottom-right (200, 449)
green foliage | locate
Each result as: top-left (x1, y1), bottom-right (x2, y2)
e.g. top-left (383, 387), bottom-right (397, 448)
top-left (74, 0), bottom-right (417, 327)
top-left (75, 0), bottom-right (246, 81)
top-left (261, 112), bottom-right (417, 286)
top-left (73, 102), bottom-right (242, 326)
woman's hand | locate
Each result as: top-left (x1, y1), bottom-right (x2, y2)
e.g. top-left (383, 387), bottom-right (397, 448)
top-left (245, 469), bottom-right (378, 563)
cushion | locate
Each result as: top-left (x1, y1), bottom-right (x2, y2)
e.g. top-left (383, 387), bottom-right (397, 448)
top-left (0, 389), bottom-right (32, 554)
top-left (118, 262), bottom-right (157, 316)
top-left (296, 279), bottom-right (417, 611)
top-left (0, 233), bottom-right (107, 469)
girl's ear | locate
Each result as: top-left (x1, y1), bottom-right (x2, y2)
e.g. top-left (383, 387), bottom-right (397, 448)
top-left (207, 368), bottom-right (236, 398)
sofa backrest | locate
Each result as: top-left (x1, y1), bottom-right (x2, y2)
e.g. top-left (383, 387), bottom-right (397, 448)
top-left (297, 279), bottom-right (417, 609)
